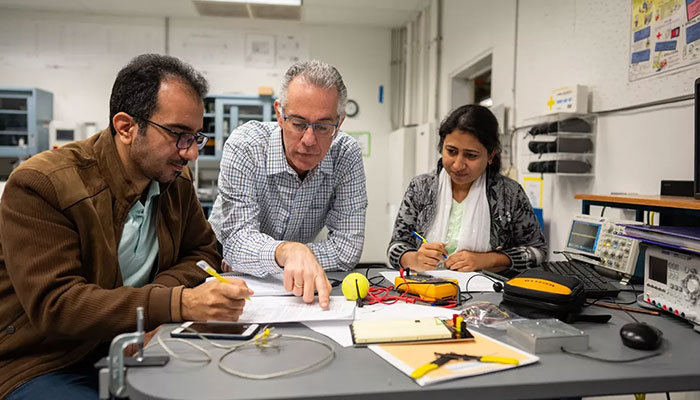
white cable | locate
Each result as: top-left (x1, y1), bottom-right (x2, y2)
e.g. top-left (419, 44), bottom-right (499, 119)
top-left (144, 326), bottom-right (336, 379)
top-left (144, 327), bottom-right (212, 364)
top-left (217, 333), bottom-right (336, 379)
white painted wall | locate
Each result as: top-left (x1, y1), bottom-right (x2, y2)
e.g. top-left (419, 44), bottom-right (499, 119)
top-left (0, 9), bottom-right (165, 129)
top-left (304, 23), bottom-right (393, 264)
top-left (0, 8), bottom-right (393, 263)
top-left (439, 0), bottom-right (518, 173)
top-left (440, 0), bottom-right (517, 123)
top-left (516, 0), bottom-right (697, 116)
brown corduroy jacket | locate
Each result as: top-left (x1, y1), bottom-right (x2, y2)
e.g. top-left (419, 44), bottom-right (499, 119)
top-left (0, 128), bottom-right (221, 397)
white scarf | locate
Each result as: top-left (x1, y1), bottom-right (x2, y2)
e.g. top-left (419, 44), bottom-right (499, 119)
top-left (425, 169), bottom-right (491, 253)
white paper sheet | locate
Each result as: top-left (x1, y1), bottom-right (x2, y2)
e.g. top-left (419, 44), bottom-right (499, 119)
top-left (217, 272), bottom-right (291, 297)
top-left (355, 302), bottom-right (459, 321)
top-left (303, 320), bottom-right (354, 347)
top-left (238, 296), bottom-right (355, 324)
top-left (206, 272), bottom-right (289, 296)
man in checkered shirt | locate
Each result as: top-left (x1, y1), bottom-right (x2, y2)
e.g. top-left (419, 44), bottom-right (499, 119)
top-left (209, 60), bottom-right (368, 309)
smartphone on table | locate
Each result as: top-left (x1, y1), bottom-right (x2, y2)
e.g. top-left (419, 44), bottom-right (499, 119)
top-left (170, 321), bottom-right (260, 340)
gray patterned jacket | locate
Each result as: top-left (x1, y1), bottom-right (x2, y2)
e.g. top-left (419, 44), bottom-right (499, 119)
top-left (387, 166), bottom-right (547, 271)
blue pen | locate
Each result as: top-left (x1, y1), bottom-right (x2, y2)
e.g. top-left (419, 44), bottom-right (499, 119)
top-left (412, 231), bottom-right (448, 259)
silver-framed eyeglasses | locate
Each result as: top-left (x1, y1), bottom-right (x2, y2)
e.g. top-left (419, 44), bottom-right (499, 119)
top-left (141, 118), bottom-right (209, 150)
top-left (280, 109), bottom-right (339, 138)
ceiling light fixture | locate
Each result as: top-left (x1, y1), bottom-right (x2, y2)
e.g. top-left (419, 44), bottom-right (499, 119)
top-left (203, 0), bottom-right (301, 6)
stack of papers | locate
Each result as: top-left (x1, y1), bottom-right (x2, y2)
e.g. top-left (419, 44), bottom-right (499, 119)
top-left (217, 273), bottom-right (355, 323)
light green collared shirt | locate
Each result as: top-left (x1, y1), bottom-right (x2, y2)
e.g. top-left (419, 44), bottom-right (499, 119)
top-left (118, 180), bottom-right (160, 288)
top-left (445, 198), bottom-right (466, 255)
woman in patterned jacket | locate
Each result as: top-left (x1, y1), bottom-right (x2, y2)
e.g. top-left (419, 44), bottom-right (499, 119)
top-left (387, 105), bottom-right (546, 274)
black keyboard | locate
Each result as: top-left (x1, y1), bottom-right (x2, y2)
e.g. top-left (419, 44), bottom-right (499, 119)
top-left (541, 260), bottom-right (620, 298)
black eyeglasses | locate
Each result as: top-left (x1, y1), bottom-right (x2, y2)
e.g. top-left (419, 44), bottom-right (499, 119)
top-left (140, 118), bottom-right (208, 151)
top-left (279, 109), bottom-right (339, 138)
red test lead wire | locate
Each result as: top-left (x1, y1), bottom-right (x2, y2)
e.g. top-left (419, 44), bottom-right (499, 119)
top-left (361, 268), bottom-right (458, 308)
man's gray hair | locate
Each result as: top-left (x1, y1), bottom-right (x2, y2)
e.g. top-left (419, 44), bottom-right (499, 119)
top-left (279, 60), bottom-right (347, 117)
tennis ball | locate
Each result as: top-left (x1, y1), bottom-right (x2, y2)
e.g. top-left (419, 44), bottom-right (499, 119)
top-left (341, 273), bottom-right (370, 301)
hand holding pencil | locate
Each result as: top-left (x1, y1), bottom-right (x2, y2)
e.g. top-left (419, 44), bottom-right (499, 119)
top-left (412, 232), bottom-right (448, 260)
top-left (179, 260), bottom-right (254, 322)
top-left (399, 231), bottom-right (448, 272)
top-left (196, 260), bottom-right (251, 300)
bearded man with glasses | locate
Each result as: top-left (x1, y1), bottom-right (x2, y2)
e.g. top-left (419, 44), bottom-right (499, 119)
top-left (0, 54), bottom-right (252, 400)
top-left (209, 60), bottom-right (367, 310)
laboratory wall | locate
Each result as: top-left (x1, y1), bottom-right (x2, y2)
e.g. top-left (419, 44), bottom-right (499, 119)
top-left (0, 8), bottom-right (393, 263)
top-left (439, 0), bottom-right (696, 256)
top-left (439, 0), bottom-right (517, 122)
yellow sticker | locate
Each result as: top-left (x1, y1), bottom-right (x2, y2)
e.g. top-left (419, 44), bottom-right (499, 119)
top-left (507, 277), bottom-right (572, 295)
top-left (546, 96), bottom-right (555, 110)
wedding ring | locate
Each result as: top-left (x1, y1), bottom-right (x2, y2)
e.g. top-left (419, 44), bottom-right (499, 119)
top-left (294, 282), bottom-right (303, 288)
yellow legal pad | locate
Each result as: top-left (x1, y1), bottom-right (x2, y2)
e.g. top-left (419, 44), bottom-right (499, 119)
top-left (350, 317), bottom-right (462, 345)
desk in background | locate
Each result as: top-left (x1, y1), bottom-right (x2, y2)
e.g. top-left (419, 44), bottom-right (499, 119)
top-left (575, 194), bottom-right (700, 226)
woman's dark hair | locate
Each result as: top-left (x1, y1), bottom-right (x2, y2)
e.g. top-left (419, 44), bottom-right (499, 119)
top-left (109, 54), bottom-right (209, 135)
top-left (437, 104), bottom-right (502, 175)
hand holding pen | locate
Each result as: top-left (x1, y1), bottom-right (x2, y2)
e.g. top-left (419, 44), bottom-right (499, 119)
top-left (399, 231), bottom-right (448, 272)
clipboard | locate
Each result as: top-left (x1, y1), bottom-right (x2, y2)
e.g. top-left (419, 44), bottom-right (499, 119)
top-left (350, 317), bottom-right (474, 345)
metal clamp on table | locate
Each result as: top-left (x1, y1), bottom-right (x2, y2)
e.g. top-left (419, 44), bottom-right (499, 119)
top-left (97, 307), bottom-right (169, 399)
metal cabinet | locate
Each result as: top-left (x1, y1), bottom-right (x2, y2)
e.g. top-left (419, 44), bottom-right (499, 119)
top-left (198, 94), bottom-right (274, 161)
top-left (0, 87), bottom-right (52, 158)
top-left (195, 94), bottom-right (275, 215)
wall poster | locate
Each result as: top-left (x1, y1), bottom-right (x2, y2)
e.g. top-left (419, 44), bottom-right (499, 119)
top-left (629, 0), bottom-right (700, 81)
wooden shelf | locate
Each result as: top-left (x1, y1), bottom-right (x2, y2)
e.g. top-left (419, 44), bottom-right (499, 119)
top-left (575, 194), bottom-right (700, 211)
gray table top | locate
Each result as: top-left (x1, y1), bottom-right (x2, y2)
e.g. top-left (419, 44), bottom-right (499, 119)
top-left (125, 270), bottom-right (700, 400)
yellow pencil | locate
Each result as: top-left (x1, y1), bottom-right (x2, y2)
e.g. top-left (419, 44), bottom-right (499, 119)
top-left (412, 231), bottom-right (447, 259)
top-left (196, 260), bottom-right (251, 300)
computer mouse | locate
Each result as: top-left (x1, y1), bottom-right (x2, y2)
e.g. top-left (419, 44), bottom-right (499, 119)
top-left (619, 322), bottom-right (663, 350)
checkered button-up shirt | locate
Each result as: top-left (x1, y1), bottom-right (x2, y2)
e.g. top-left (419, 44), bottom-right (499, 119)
top-left (208, 121), bottom-right (367, 277)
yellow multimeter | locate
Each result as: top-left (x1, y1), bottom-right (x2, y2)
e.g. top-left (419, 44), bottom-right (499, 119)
top-left (394, 275), bottom-right (459, 302)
